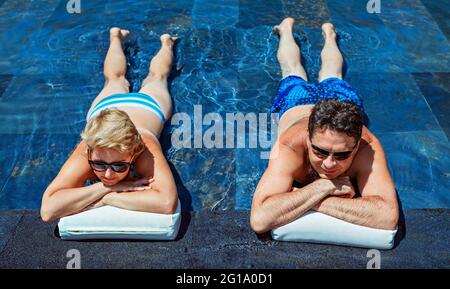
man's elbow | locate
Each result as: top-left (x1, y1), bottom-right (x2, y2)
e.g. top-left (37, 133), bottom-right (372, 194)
top-left (385, 207), bottom-right (399, 230)
top-left (250, 210), bottom-right (271, 234)
top-left (379, 201), bottom-right (399, 230)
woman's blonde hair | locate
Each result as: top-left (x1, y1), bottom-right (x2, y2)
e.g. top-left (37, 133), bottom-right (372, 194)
top-left (81, 108), bottom-right (145, 157)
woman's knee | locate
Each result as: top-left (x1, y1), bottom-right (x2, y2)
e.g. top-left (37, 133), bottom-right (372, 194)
top-left (104, 75), bottom-right (130, 88)
top-left (147, 70), bottom-right (169, 82)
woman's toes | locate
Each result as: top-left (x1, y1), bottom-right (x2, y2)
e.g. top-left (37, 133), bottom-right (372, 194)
top-left (110, 27), bottom-right (121, 37)
top-left (110, 27), bottom-right (130, 41)
top-left (120, 29), bottom-right (130, 39)
top-left (160, 33), bottom-right (176, 46)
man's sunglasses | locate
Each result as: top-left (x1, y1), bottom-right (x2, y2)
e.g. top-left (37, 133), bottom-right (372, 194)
top-left (88, 149), bottom-right (134, 173)
top-left (311, 143), bottom-right (357, 161)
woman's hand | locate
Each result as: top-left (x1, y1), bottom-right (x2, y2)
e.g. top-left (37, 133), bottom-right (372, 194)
top-left (106, 177), bottom-right (155, 193)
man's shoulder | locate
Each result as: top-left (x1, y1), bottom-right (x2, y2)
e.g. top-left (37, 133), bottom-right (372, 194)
top-left (279, 119), bottom-right (308, 151)
top-left (352, 130), bottom-right (384, 172)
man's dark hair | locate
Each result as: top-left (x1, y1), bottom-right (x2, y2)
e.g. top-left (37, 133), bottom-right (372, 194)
top-left (308, 98), bottom-right (364, 143)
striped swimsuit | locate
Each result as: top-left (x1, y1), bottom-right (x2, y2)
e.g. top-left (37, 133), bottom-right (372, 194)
top-left (87, 92), bottom-right (166, 123)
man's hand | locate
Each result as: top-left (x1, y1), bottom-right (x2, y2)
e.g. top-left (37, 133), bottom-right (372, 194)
top-left (314, 176), bottom-right (356, 199)
top-left (81, 197), bottom-right (107, 212)
top-left (106, 177), bottom-right (155, 193)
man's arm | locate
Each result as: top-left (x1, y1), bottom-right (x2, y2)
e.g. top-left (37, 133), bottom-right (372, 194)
top-left (250, 141), bottom-right (337, 234)
top-left (313, 138), bottom-right (399, 230)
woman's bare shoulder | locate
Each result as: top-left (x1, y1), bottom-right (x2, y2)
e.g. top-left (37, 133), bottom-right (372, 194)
top-left (137, 128), bottom-right (164, 152)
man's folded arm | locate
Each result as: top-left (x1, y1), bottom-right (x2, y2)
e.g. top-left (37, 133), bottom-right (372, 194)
top-left (313, 139), bottom-right (399, 230)
top-left (250, 143), bottom-right (331, 233)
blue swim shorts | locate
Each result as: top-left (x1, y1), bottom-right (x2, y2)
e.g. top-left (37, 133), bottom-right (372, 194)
top-left (270, 75), bottom-right (369, 125)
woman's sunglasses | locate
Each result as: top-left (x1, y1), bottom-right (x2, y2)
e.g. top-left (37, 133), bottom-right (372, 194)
top-left (311, 143), bottom-right (357, 161)
top-left (88, 160), bottom-right (132, 173)
top-left (88, 148), bottom-right (134, 173)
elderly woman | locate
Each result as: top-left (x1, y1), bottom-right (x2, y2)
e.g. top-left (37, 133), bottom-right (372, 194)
top-left (40, 28), bottom-right (178, 222)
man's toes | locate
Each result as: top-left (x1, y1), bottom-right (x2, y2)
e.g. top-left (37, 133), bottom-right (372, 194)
top-left (272, 25), bottom-right (280, 35)
top-left (282, 17), bottom-right (295, 26)
top-left (322, 23), bottom-right (335, 33)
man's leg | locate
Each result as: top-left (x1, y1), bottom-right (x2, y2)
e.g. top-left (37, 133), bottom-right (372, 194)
top-left (273, 18), bottom-right (310, 136)
top-left (87, 28), bottom-right (130, 120)
top-left (273, 17), bottom-right (308, 80)
top-left (138, 34), bottom-right (175, 122)
top-left (318, 23), bottom-right (343, 81)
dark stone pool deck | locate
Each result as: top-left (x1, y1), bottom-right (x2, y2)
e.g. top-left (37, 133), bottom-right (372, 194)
top-left (0, 209), bottom-right (449, 269)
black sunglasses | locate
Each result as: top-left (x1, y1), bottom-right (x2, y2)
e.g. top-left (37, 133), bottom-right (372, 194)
top-left (88, 148), bottom-right (134, 173)
top-left (311, 143), bottom-right (357, 161)
top-left (88, 160), bottom-right (133, 173)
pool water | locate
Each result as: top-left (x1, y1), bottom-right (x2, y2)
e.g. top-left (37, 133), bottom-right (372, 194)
top-left (0, 0), bottom-right (449, 211)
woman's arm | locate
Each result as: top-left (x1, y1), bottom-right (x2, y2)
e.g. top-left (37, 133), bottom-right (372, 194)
top-left (40, 142), bottom-right (109, 222)
top-left (99, 134), bottom-right (178, 214)
top-left (41, 182), bottom-right (112, 222)
top-left (101, 187), bottom-right (175, 214)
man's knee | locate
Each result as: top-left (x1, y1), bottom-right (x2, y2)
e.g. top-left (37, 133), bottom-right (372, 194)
top-left (318, 70), bottom-right (342, 81)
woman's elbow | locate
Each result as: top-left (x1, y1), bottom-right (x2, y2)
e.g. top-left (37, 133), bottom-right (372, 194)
top-left (40, 191), bottom-right (59, 222)
top-left (40, 207), bottom-right (57, 223)
top-left (161, 191), bottom-right (178, 214)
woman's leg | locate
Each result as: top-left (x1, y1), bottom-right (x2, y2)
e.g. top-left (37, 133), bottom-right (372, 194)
top-left (138, 34), bottom-right (175, 124)
top-left (273, 17), bottom-right (308, 80)
top-left (86, 28), bottom-right (131, 120)
top-left (318, 23), bottom-right (343, 81)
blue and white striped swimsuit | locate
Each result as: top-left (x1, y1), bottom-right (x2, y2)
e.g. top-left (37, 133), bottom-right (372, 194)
top-left (87, 92), bottom-right (166, 123)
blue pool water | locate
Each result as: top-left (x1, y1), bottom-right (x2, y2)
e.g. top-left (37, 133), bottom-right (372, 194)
top-left (0, 0), bottom-right (448, 211)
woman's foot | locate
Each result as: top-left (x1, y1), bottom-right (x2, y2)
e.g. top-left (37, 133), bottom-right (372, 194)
top-left (160, 34), bottom-right (177, 48)
top-left (321, 23), bottom-right (336, 39)
top-left (110, 27), bottom-right (130, 42)
top-left (272, 17), bottom-right (295, 36)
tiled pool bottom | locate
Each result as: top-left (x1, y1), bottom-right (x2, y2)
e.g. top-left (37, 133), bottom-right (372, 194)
top-left (0, 0), bottom-right (449, 211)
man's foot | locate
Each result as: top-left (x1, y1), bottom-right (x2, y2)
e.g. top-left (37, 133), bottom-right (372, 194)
top-left (321, 23), bottom-right (336, 39)
top-left (110, 27), bottom-right (130, 42)
top-left (272, 17), bottom-right (295, 36)
top-left (160, 33), bottom-right (177, 48)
